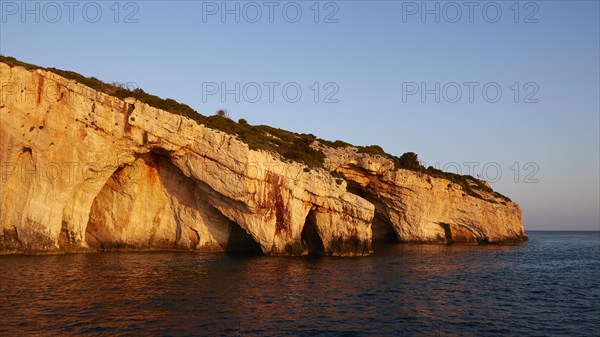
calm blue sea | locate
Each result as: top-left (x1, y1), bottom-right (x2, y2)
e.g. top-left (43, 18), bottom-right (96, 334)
top-left (1, 231), bottom-right (598, 336)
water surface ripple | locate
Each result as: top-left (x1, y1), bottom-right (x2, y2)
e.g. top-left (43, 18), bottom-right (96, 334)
top-left (1, 231), bottom-right (598, 336)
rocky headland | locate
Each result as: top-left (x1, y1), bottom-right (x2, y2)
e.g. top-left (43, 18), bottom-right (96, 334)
top-left (0, 57), bottom-right (527, 256)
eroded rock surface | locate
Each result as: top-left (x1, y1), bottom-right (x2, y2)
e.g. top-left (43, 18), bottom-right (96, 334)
top-left (320, 146), bottom-right (527, 244)
top-left (0, 62), bottom-right (525, 255)
top-left (0, 63), bottom-right (373, 255)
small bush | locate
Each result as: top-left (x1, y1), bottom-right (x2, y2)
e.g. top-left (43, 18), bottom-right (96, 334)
top-left (216, 109), bottom-right (228, 118)
top-left (238, 118), bottom-right (248, 125)
top-left (319, 139), bottom-right (352, 148)
top-left (357, 145), bottom-right (387, 157)
top-left (397, 152), bottom-right (421, 170)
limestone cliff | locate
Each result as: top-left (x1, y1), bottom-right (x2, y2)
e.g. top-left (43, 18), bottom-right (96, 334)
top-left (0, 60), bottom-right (526, 255)
top-left (320, 147), bottom-right (527, 244)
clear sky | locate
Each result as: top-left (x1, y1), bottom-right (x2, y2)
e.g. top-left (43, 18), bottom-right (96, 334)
top-left (1, 0), bottom-right (598, 230)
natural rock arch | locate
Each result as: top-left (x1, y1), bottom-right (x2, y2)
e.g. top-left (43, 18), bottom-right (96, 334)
top-left (85, 152), bottom-right (262, 253)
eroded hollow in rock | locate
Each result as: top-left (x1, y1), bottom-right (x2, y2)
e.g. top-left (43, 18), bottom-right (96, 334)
top-left (372, 213), bottom-right (399, 243)
top-left (225, 220), bottom-right (262, 255)
top-left (440, 223), bottom-right (454, 244)
top-left (301, 210), bottom-right (325, 255)
top-left (345, 179), bottom-right (400, 244)
top-left (345, 180), bottom-right (366, 198)
top-left (84, 151), bottom-right (263, 254)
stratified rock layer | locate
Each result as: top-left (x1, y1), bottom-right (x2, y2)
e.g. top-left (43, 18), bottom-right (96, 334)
top-left (0, 62), bottom-right (526, 255)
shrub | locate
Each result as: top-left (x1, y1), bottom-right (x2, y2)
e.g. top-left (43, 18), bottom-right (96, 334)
top-left (0, 55), bottom-right (39, 70)
top-left (238, 118), bottom-right (248, 125)
top-left (357, 145), bottom-right (387, 157)
top-left (319, 139), bottom-right (352, 148)
top-left (397, 152), bottom-right (421, 170)
top-left (216, 109), bottom-right (228, 118)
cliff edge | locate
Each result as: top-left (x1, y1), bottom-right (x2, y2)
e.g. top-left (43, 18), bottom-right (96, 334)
top-left (0, 58), bottom-right (527, 255)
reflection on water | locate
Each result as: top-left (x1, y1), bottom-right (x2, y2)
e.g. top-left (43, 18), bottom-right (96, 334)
top-left (1, 232), bottom-right (598, 336)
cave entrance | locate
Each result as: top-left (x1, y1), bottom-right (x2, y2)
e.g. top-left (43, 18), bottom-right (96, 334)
top-left (346, 180), bottom-right (367, 198)
top-left (372, 212), bottom-right (399, 243)
top-left (225, 220), bottom-right (263, 255)
top-left (346, 180), bottom-right (399, 244)
top-left (85, 152), bottom-right (265, 254)
top-left (440, 223), bottom-right (453, 244)
top-left (301, 211), bottom-right (325, 256)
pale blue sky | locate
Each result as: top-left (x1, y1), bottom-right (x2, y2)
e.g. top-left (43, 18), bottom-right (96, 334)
top-left (1, 0), bottom-right (598, 230)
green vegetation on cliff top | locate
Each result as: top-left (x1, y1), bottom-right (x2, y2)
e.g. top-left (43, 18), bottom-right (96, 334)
top-left (0, 55), bottom-right (510, 202)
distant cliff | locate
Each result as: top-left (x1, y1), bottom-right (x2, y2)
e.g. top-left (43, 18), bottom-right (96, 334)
top-left (0, 58), bottom-right (527, 255)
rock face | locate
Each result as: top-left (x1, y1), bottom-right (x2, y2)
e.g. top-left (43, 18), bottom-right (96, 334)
top-left (321, 147), bottom-right (527, 244)
top-left (0, 63), bottom-right (373, 256)
top-left (0, 62), bottom-right (526, 255)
